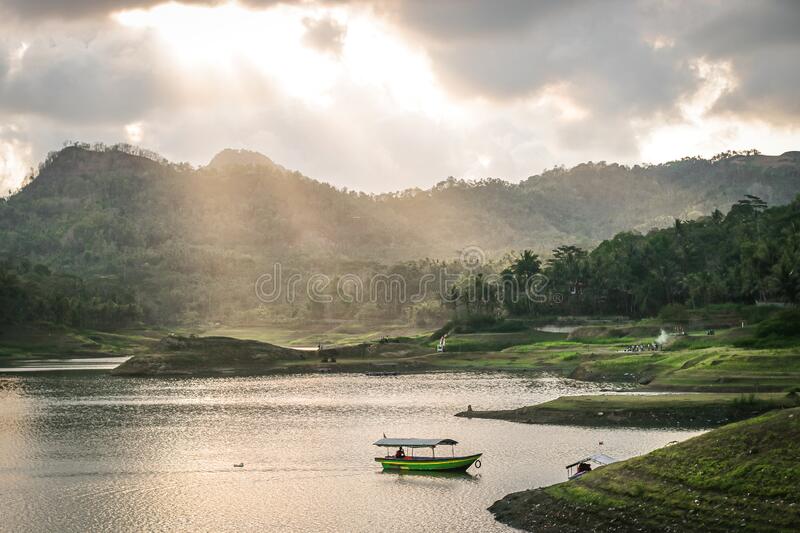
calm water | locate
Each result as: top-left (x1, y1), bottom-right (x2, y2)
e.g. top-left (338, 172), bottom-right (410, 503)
top-left (0, 372), bottom-right (702, 532)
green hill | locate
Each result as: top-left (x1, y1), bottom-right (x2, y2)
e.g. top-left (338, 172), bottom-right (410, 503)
top-left (0, 144), bottom-right (798, 325)
top-left (4, 145), bottom-right (799, 262)
top-left (490, 406), bottom-right (800, 532)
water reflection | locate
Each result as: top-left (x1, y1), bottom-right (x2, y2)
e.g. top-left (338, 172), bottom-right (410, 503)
top-left (0, 373), bottom-right (702, 532)
top-left (0, 356), bottom-right (130, 372)
top-left (378, 470), bottom-right (478, 481)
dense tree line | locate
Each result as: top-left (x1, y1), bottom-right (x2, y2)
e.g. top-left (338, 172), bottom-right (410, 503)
top-left (0, 258), bottom-right (142, 328)
top-left (451, 195), bottom-right (800, 318)
top-left (2, 194), bottom-right (797, 328)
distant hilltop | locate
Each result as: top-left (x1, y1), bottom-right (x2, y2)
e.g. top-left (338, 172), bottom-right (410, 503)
top-left (208, 148), bottom-right (283, 170)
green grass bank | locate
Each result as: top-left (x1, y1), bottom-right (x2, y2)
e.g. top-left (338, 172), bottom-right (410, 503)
top-left (457, 392), bottom-right (800, 428)
top-left (489, 407), bottom-right (800, 532)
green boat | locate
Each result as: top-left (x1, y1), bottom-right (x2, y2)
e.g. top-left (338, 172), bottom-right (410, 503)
top-left (374, 438), bottom-right (482, 472)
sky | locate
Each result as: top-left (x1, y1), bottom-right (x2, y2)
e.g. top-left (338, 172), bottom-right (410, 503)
top-left (0, 0), bottom-right (799, 194)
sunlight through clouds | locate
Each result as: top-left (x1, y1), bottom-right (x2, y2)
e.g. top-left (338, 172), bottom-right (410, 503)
top-left (115, 3), bottom-right (341, 107)
top-left (532, 84), bottom-right (590, 122)
top-left (0, 127), bottom-right (32, 194)
top-left (8, 41), bottom-right (29, 75)
top-left (1, 1), bottom-right (799, 193)
top-left (125, 121), bottom-right (145, 143)
top-left (112, 2), bottom-right (453, 117)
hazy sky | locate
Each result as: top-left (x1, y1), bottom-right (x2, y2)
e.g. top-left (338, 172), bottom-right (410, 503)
top-left (1, 0), bottom-right (799, 193)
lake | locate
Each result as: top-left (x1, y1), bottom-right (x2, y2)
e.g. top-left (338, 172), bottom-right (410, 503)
top-left (0, 371), bottom-right (701, 532)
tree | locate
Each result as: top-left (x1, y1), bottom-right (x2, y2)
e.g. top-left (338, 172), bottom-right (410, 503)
top-left (502, 250), bottom-right (542, 315)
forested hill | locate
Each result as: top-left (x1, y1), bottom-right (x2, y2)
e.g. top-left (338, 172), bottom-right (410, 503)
top-left (3, 145), bottom-right (800, 264)
top-left (0, 144), bottom-right (799, 325)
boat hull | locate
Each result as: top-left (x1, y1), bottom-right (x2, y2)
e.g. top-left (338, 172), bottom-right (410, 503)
top-left (375, 453), bottom-right (482, 472)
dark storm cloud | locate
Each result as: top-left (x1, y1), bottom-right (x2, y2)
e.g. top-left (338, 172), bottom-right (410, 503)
top-left (387, 0), bottom-right (571, 41)
top-left (0, 0), bottom-right (237, 20)
top-left (380, 0), bottom-right (800, 148)
top-left (687, 0), bottom-right (800, 54)
top-left (383, 1), bottom-right (697, 154)
top-left (712, 49), bottom-right (800, 125)
top-left (0, 0), bottom-right (331, 20)
top-left (683, 0), bottom-right (800, 124)
top-left (426, 4), bottom-right (693, 106)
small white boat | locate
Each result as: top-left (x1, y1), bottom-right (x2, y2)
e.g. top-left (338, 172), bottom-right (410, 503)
top-left (566, 453), bottom-right (617, 480)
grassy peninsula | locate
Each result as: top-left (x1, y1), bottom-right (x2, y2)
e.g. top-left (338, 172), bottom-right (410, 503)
top-left (457, 392), bottom-right (800, 428)
top-left (489, 407), bottom-right (800, 532)
top-left (110, 334), bottom-right (431, 376)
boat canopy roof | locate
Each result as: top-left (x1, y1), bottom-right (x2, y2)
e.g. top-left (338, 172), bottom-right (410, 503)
top-left (565, 453), bottom-right (618, 469)
top-left (373, 438), bottom-right (458, 448)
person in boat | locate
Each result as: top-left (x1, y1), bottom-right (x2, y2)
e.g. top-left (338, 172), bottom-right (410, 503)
top-left (395, 447), bottom-right (406, 458)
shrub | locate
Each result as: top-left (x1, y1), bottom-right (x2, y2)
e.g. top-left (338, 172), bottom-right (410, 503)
top-left (428, 315), bottom-right (527, 339)
top-left (755, 309), bottom-right (800, 338)
top-left (659, 303), bottom-right (689, 322)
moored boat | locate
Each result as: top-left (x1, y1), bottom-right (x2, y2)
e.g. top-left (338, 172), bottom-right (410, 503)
top-left (374, 438), bottom-right (482, 472)
top-left (566, 453), bottom-right (617, 480)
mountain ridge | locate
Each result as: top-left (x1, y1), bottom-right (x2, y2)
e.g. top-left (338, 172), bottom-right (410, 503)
top-left (1, 144), bottom-right (798, 324)
top-left (207, 148), bottom-right (284, 172)
top-left (5, 145), bottom-right (800, 261)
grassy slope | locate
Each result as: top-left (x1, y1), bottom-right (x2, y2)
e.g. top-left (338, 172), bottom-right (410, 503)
top-left (0, 321), bottom-right (433, 364)
top-left (425, 330), bottom-right (565, 353)
top-left (196, 322), bottom-right (435, 347)
top-left (109, 325), bottom-right (800, 393)
top-left (7, 318), bottom-right (800, 393)
top-left (111, 334), bottom-right (434, 376)
top-left (490, 407), bottom-right (800, 532)
top-left (457, 393), bottom-right (800, 428)
top-left (419, 325), bottom-right (800, 392)
top-left (0, 323), bottom-right (161, 359)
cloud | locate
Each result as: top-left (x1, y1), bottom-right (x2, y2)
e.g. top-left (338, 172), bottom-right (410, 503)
top-left (0, 0), bottom-right (311, 21)
top-left (302, 14), bottom-right (347, 56)
top-left (372, 1), bottom-right (702, 157)
top-left (0, 0), bottom-right (219, 20)
top-left (125, 121), bottom-right (145, 143)
top-left (683, 1), bottom-right (800, 125)
top-left (0, 0), bottom-right (799, 196)
top-left (0, 27), bottom-right (178, 123)
top-left (0, 124), bottom-right (33, 194)
top-left (379, 0), bottom-right (800, 155)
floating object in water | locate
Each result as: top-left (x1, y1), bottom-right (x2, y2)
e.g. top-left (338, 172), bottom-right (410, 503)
top-left (373, 437), bottom-right (482, 472)
top-left (233, 463), bottom-right (244, 468)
